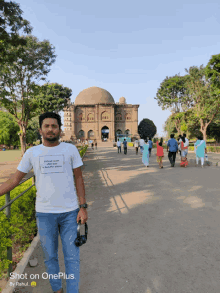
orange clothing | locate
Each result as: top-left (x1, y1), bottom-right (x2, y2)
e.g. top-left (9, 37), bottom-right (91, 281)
top-left (181, 141), bottom-right (188, 150)
top-left (156, 141), bottom-right (164, 156)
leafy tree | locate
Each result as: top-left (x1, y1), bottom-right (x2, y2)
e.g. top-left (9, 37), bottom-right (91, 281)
top-left (0, 34), bottom-right (58, 156)
top-left (155, 74), bottom-right (193, 135)
top-left (154, 74), bottom-right (192, 112)
top-left (0, 110), bottom-right (41, 148)
top-left (184, 65), bottom-right (220, 141)
top-left (0, 0), bottom-right (33, 64)
top-left (0, 111), bottom-right (20, 147)
top-left (205, 54), bottom-right (220, 89)
top-left (138, 118), bottom-right (157, 141)
top-left (32, 83), bottom-right (72, 115)
top-left (164, 115), bottom-right (178, 137)
top-left (207, 113), bottom-right (220, 143)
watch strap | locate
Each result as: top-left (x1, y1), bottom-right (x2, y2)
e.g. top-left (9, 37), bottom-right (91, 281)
top-left (80, 203), bottom-right (88, 208)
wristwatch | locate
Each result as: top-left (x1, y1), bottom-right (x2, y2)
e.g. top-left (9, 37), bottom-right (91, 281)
top-left (79, 203), bottom-right (88, 209)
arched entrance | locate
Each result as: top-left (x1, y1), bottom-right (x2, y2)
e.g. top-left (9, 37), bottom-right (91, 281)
top-left (101, 126), bottom-right (109, 141)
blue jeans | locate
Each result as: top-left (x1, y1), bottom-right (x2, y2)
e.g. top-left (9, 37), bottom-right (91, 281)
top-left (36, 208), bottom-right (80, 292)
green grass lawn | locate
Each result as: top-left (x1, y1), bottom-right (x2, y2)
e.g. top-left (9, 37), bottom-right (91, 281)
top-left (0, 145), bottom-right (83, 163)
top-left (0, 149), bottom-right (22, 163)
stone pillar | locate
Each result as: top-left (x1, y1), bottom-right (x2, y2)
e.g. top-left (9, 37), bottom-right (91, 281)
top-left (112, 106), bottom-right (115, 142)
top-left (96, 105), bottom-right (99, 141)
top-left (72, 105), bottom-right (77, 141)
top-left (85, 107), bottom-right (88, 140)
top-left (110, 105), bottom-right (114, 141)
top-left (133, 105), bottom-right (139, 137)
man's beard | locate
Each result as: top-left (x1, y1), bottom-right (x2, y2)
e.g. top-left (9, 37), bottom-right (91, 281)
top-left (44, 133), bottom-right (60, 142)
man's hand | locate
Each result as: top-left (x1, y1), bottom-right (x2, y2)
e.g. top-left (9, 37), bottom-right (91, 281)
top-left (77, 208), bottom-right (88, 224)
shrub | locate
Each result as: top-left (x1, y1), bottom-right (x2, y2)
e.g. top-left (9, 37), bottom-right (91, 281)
top-left (0, 178), bottom-right (37, 279)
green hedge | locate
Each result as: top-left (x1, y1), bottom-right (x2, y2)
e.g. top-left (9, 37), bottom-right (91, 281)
top-left (188, 146), bottom-right (220, 153)
top-left (0, 145), bottom-right (88, 280)
top-left (0, 179), bottom-right (37, 279)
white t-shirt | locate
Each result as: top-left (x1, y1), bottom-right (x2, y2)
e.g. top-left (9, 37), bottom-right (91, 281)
top-left (117, 141), bottom-right (121, 146)
top-left (134, 140), bottom-right (139, 147)
top-left (178, 138), bottom-right (182, 150)
top-left (185, 138), bottom-right (189, 147)
top-left (139, 139), bottom-right (145, 147)
top-left (17, 142), bottom-right (83, 213)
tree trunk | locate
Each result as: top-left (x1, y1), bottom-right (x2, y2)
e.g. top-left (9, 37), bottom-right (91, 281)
top-left (18, 127), bottom-right (27, 157)
top-left (174, 120), bottom-right (181, 134)
top-left (200, 123), bottom-right (208, 142)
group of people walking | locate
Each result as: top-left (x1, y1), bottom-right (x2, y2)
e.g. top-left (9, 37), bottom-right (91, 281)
top-left (115, 134), bottom-right (208, 169)
top-left (79, 139), bottom-right (97, 149)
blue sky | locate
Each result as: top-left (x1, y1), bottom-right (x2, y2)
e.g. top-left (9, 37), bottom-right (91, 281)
top-left (19, 0), bottom-right (220, 137)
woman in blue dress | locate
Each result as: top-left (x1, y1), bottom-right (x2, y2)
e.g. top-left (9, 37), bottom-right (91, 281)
top-left (194, 135), bottom-right (207, 168)
top-left (142, 139), bottom-right (150, 167)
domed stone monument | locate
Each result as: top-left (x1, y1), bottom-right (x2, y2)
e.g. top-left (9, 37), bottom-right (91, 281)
top-left (63, 86), bottom-right (139, 143)
top-left (75, 87), bottom-right (115, 105)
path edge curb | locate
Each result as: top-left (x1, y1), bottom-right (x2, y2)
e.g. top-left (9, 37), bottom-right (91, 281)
top-left (2, 233), bottom-right (40, 293)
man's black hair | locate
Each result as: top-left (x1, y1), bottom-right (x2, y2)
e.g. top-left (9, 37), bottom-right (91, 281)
top-left (39, 112), bottom-right (62, 129)
top-left (197, 135), bottom-right (203, 140)
top-left (183, 133), bottom-right (186, 137)
top-left (170, 134), bottom-right (174, 138)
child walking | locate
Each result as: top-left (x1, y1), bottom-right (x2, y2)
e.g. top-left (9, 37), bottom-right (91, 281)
top-left (156, 138), bottom-right (164, 168)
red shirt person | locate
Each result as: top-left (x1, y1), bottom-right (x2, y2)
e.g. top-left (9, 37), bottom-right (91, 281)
top-left (156, 140), bottom-right (164, 168)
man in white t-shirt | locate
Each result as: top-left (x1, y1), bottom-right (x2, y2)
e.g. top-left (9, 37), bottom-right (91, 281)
top-left (117, 139), bottom-right (122, 153)
top-left (134, 139), bottom-right (139, 155)
top-left (183, 133), bottom-right (189, 159)
top-left (0, 113), bottom-right (88, 293)
top-left (178, 135), bottom-right (182, 157)
top-left (139, 138), bottom-right (145, 154)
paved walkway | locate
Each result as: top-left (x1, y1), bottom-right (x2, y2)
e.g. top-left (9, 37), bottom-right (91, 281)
top-left (2, 144), bottom-right (220, 292)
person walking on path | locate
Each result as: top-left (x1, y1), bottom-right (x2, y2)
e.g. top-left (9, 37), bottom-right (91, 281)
top-left (94, 139), bottom-right (97, 150)
top-left (183, 134), bottom-right (189, 160)
top-left (156, 138), bottom-right (164, 168)
top-left (177, 135), bottom-right (182, 158)
top-left (167, 134), bottom-right (178, 167)
top-left (117, 139), bottom-right (122, 153)
top-left (194, 135), bottom-right (207, 168)
top-left (123, 139), bottom-right (128, 155)
top-left (134, 138), bottom-right (139, 155)
top-left (91, 142), bottom-right (94, 150)
top-left (180, 136), bottom-right (189, 167)
top-left (139, 138), bottom-right (145, 155)
top-left (0, 112), bottom-right (88, 293)
top-left (142, 139), bottom-right (150, 167)
top-left (148, 137), bottom-right (153, 157)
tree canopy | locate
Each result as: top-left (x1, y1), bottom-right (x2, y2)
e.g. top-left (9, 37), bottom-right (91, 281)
top-left (157, 54), bottom-right (220, 141)
top-left (0, 0), bottom-right (33, 64)
top-left (0, 34), bottom-right (68, 155)
top-left (138, 118), bottom-right (157, 141)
